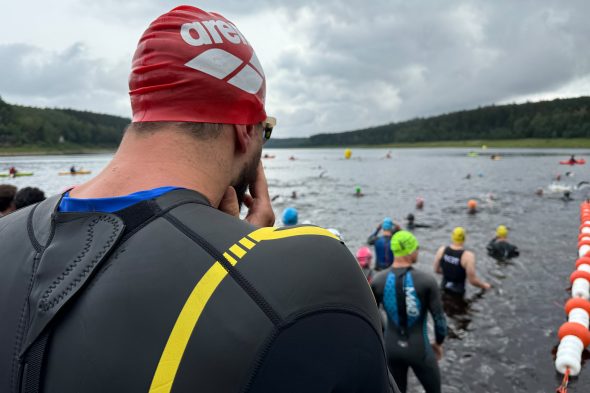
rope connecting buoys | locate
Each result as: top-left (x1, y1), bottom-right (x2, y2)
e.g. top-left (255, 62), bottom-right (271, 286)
top-left (555, 201), bottom-right (590, 382)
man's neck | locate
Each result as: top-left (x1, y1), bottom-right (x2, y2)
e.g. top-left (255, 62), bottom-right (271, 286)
top-left (450, 243), bottom-right (464, 250)
top-left (392, 258), bottom-right (412, 268)
top-left (70, 131), bottom-right (232, 207)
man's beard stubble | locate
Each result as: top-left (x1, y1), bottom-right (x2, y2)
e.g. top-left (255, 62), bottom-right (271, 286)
top-left (232, 152), bottom-right (261, 210)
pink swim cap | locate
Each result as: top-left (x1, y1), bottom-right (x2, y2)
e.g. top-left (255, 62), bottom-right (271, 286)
top-left (129, 6), bottom-right (266, 125)
top-left (356, 246), bottom-right (373, 268)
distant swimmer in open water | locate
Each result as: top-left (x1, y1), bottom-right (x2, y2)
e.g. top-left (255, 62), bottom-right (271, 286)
top-left (406, 214), bottom-right (432, 230)
top-left (372, 231), bottom-right (447, 393)
top-left (354, 186), bottom-right (364, 197)
top-left (562, 190), bottom-right (574, 202)
top-left (467, 199), bottom-right (478, 214)
top-left (465, 174), bottom-right (471, 180)
top-left (415, 197), bottom-right (424, 210)
top-left (282, 207), bottom-right (298, 226)
top-left (433, 227), bottom-right (491, 296)
top-left (486, 225), bottom-right (519, 261)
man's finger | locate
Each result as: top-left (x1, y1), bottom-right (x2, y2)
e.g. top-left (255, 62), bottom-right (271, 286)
top-left (249, 162), bottom-right (270, 201)
top-left (218, 186), bottom-right (240, 217)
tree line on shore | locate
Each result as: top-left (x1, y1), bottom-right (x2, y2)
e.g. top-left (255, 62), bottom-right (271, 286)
top-left (267, 96), bottom-right (590, 147)
top-left (0, 97), bottom-right (127, 148)
top-left (0, 95), bottom-right (589, 149)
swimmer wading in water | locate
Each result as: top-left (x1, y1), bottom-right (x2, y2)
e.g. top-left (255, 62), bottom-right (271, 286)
top-left (372, 231), bottom-right (447, 393)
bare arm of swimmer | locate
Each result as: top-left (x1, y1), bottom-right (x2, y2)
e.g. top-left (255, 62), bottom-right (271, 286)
top-left (462, 251), bottom-right (491, 289)
top-left (433, 246), bottom-right (445, 274)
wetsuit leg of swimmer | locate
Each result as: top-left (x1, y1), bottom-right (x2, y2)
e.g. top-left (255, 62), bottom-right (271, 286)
top-left (410, 356), bottom-right (441, 393)
top-left (388, 358), bottom-right (409, 393)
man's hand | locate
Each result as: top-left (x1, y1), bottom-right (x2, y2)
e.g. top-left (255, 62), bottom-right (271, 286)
top-left (218, 162), bottom-right (275, 227)
top-left (431, 343), bottom-right (443, 361)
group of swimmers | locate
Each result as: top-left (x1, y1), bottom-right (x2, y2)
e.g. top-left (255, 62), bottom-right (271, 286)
top-left (360, 218), bottom-right (519, 392)
top-left (278, 202), bottom-right (519, 393)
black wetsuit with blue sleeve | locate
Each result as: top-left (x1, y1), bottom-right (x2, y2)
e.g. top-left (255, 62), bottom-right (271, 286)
top-left (372, 267), bottom-right (447, 393)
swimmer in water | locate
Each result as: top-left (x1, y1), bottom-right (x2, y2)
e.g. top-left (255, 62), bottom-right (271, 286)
top-left (291, 191), bottom-right (297, 199)
top-left (415, 197), bottom-right (424, 210)
top-left (467, 199), bottom-right (478, 214)
top-left (465, 174), bottom-right (471, 180)
top-left (406, 214), bottom-right (432, 230)
top-left (355, 246), bottom-right (374, 283)
top-left (486, 225), bottom-right (519, 261)
top-left (562, 191), bottom-right (573, 202)
top-left (535, 188), bottom-right (544, 196)
top-left (371, 231), bottom-right (447, 393)
top-left (282, 207), bottom-right (298, 226)
top-left (434, 227), bottom-right (492, 295)
top-left (354, 186), bottom-right (364, 197)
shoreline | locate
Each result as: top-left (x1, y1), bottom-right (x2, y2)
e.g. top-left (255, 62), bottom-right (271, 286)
top-left (267, 138), bottom-right (590, 149)
top-left (0, 146), bottom-right (116, 157)
top-left (0, 138), bottom-right (588, 156)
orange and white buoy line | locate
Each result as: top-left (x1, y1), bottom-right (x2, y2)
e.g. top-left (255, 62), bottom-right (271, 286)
top-left (555, 201), bottom-right (590, 391)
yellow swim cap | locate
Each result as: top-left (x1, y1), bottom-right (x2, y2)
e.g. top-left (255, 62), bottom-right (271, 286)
top-left (451, 227), bottom-right (466, 243)
top-left (496, 225), bottom-right (508, 238)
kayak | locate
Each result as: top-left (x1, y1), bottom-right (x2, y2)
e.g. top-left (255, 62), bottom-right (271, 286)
top-left (58, 170), bottom-right (92, 175)
top-left (0, 172), bottom-right (33, 178)
top-left (560, 159), bottom-right (586, 165)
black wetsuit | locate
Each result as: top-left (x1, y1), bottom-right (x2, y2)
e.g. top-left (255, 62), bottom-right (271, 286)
top-left (0, 189), bottom-right (398, 393)
top-left (486, 238), bottom-right (519, 260)
top-left (372, 267), bottom-right (447, 393)
top-left (439, 247), bottom-right (466, 294)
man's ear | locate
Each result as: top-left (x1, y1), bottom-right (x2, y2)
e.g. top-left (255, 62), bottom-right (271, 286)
top-left (233, 124), bottom-right (257, 153)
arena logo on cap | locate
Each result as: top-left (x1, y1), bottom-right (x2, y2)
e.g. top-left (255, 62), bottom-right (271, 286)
top-left (181, 20), bottom-right (249, 47)
top-left (182, 20), bottom-right (265, 95)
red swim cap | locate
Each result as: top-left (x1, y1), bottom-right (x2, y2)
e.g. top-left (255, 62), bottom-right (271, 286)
top-left (129, 6), bottom-right (266, 125)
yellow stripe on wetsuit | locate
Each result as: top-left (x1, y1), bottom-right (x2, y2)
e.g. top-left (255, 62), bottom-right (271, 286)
top-left (148, 226), bottom-right (338, 393)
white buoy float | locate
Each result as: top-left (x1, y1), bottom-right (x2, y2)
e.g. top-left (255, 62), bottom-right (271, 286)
top-left (555, 201), bottom-right (590, 380)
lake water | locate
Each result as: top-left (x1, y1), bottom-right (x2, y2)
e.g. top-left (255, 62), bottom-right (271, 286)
top-left (1, 147), bottom-right (590, 392)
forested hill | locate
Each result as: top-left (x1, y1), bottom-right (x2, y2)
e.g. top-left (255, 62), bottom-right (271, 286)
top-left (266, 96), bottom-right (590, 147)
top-left (1, 96), bottom-right (589, 149)
top-left (0, 97), bottom-right (128, 148)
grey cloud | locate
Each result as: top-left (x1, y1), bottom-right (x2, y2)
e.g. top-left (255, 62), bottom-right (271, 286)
top-left (0, 43), bottom-right (131, 117)
top-left (262, 0), bottom-right (590, 136)
top-left (3, 1), bottom-right (590, 137)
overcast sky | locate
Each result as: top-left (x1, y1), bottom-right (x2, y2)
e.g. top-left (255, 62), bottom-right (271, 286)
top-left (1, 0), bottom-right (589, 137)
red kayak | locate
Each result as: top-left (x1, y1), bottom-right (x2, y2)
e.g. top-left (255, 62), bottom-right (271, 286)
top-left (560, 159), bottom-right (586, 165)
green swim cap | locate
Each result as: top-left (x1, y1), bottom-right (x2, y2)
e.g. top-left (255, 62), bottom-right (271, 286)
top-left (391, 230), bottom-right (419, 257)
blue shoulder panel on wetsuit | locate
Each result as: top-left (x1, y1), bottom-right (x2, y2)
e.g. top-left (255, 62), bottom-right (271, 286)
top-left (383, 271), bottom-right (421, 329)
top-left (58, 186), bottom-right (181, 213)
top-left (404, 273), bottom-right (421, 327)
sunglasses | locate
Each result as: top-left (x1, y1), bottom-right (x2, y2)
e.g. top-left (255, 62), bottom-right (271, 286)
top-left (262, 116), bottom-right (276, 143)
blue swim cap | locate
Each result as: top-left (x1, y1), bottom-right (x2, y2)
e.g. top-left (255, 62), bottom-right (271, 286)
top-left (282, 207), bottom-right (298, 226)
top-left (383, 217), bottom-right (394, 231)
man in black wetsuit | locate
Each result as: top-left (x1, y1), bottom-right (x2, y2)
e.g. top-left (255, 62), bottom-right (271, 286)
top-left (372, 231), bottom-right (447, 393)
top-left (487, 225), bottom-right (519, 260)
top-left (433, 227), bottom-right (491, 295)
top-left (0, 6), bottom-right (397, 393)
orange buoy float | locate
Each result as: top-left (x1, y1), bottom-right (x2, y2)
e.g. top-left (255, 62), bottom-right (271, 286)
top-left (555, 201), bottom-right (590, 376)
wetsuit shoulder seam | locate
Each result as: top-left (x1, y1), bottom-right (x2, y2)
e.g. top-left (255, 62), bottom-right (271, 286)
top-left (163, 213), bottom-right (282, 326)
